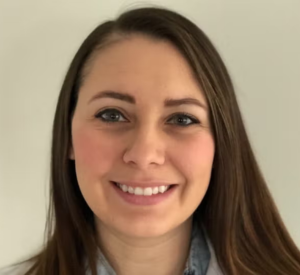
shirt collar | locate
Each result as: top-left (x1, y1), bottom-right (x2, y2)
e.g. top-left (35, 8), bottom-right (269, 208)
top-left (183, 220), bottom-right (211, 275)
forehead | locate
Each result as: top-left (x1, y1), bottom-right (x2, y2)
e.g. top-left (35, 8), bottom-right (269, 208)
top-left (80, 35), bottom-right (206, 103)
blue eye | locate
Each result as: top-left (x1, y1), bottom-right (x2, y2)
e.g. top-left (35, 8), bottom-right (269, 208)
top-left (167, 113), bottom-right (200, 127)
top-left (95, 109), bottom-right (127, 123)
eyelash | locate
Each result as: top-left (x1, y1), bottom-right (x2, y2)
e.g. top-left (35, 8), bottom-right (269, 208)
top-left (95, 108), bottom-right (200, 127)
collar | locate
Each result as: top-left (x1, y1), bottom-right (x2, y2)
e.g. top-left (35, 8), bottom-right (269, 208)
top-left (183, 220), bottom-right (211, 275)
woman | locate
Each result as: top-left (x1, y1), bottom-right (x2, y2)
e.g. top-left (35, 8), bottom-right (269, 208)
top-left (2, 6), bottom-right (300, 275)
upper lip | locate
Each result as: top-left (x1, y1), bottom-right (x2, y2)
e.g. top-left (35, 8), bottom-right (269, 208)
top-left (111, 180), bottom-right (176, 188)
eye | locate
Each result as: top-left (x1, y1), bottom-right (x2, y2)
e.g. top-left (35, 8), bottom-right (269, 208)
top-left (95, 108), bottom-right (128, 123)
top-left (167, 113), bottom-right (200, 127)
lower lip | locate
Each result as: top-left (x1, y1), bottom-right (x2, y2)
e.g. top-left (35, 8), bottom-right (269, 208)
top-left (111, 182), bottom-right (177, 206)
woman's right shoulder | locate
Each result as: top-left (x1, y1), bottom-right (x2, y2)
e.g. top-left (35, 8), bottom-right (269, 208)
top-left (0, 262), bottom-right (33, 275)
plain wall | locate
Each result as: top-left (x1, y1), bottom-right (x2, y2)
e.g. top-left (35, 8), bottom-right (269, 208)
top-left (0, 0), bottom-right (299, 268)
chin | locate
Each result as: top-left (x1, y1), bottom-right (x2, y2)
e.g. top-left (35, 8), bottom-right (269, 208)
top-left (110, 215), bottom-right (174, 238)
top-left (123, 223), bottom-right (170, 238)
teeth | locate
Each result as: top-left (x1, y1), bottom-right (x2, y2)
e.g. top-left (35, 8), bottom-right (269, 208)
top-left (134, 187), bottom-right (143, 195)
top-left (158, 186), bottom-right (166, 193)
top-left (128, 186), bottom-right (134, 194)
top-left (143, 187), bottom-right (152, 196)
top-left (115, 183), bottom-right (171, 196)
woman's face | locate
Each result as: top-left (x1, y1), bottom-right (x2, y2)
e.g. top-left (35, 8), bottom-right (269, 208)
top-left (70, 35), bottom-right (215, 238)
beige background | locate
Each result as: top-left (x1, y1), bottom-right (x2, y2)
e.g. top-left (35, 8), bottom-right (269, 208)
top-left (0, 0), bottom-right (299, 268)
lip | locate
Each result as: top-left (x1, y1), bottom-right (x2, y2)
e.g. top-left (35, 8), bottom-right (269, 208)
top-left (110, 181), bottom-right (177, 206)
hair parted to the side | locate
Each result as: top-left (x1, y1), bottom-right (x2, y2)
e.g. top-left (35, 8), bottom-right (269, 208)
top-left (20, 6), bottom-right (300, 275)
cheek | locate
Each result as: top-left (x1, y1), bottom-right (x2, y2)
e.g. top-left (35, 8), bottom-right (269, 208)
top-left (173, 133), bottom-right (215, 182)
top-left (72, 126), bottom-right (121, 177)
top-left (173, 133), bottom-right (215, 212)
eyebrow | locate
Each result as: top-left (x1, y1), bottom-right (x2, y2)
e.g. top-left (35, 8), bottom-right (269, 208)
top-left (89, 90), bottom-right (207, 110)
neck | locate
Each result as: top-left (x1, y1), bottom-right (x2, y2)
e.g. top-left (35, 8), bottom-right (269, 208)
top-left (96, 218), bottom-right (193, 275)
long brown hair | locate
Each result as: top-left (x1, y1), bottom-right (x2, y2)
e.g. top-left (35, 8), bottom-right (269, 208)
top-left (20, 6), bottom-right (300, 275)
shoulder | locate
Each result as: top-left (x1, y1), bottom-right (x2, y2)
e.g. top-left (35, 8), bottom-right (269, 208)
top-left (0, 262), bottom-right (32, 275)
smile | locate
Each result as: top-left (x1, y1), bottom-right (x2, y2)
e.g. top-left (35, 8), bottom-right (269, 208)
top-left (110, 181), bottom-right (177, 206)
top-left (113, 182), bottom-right (172, 196)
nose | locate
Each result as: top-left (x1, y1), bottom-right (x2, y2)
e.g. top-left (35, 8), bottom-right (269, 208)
top-left (123, 127), bottom-right (166, 170)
